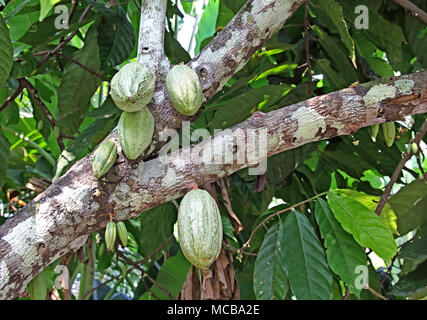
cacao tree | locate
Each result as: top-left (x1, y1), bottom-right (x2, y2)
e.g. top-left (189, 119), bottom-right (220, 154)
top-left (0, 0), bottom-right (426, 301)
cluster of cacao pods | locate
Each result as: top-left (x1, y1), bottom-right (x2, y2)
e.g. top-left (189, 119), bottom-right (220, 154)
top-left (91, 62), bottom-right (203, 178)
top-left (369, 122), bottom-right (396, 147)
top-left (105, 221), bottom-right (128, 251)
top-left (177, 188), bottom-right (223, 269)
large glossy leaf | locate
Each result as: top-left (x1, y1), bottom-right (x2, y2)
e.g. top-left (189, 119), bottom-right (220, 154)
top-left (97, 6), bottom-right (135, 69)
top-left (57, 24), bottom-right (102, 135)
top-left (327, 192), bottom-right (397, 262)
top-left (139, 250), bottom-right (191, 300)
top-left (400, 222), bottom-right (427, 261)
top-left (39, 0), bottom-right (60, 22)
top-left (317, 0), bottom-right (355, 64)
top-left (194, 0), bottom-right (219, 55)
top-left (253, 222), bottom-right (289, 300)
top-left (283, 211), bottom-right (333, 300)
top-left (0, 16), bottom-right (13, 84)
top-left (315, 198), bottom-right (367, 297)
top-left (388, 179), bottom-right (427, 235)
top-left (338, 189), bottom-right (397, 235)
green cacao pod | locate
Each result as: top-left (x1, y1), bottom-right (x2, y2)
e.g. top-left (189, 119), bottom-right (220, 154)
top-left (166, 65), bottom-right (203, 116)
top-left (105, 221), bottom-right (117, 252)
top-left (382, 122), bottom-right (395, 147)
top-left (411, 142), bottom-right (418, 154)
top-left (177, 189), bottom-right (223, 269)
top-left (116, 221), bottom-right (128, 247)
top-left (370, 124), bottom-right (379, 142)
top-left (110, 62), bottom-right (156, 112)
top-left (27, 269), bottom-right (47, 300)
top-left (92, 141), bottom-right (117, 178)
top-left (118, 106), bottom-right (154, 160)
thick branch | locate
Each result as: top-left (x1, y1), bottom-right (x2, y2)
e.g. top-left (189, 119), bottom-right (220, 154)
top-left (0, 71), bottom-right (426, 299)
top-left (137, 0), bottom-right (170, 77)
top-left (394, 0), bottom-right (427, 25)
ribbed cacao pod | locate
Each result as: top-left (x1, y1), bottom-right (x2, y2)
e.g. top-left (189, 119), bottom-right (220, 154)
top-left (177, 189), bottom-right (223, 269)
top-left (27, 269), bottom-right (47, 300)
top-left (92, 141), bottom-right (117, 178)
top-left (370, 124), bottom-right (379, 142)
top-left (105, 221), bottom-right (117, 252)
top-left (166, 65), bottom-right (203, 116)
top-left (116, 221), bottom-right (128, 247)
top-left (118, 106), bottom-right (154, 160)
top-left (110, 62), bottom-right (156, 112)
top-left (382, 122), bottom-right (395, 147)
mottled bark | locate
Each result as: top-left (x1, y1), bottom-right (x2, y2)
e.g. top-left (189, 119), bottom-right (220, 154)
top-left (1, 70), bottom-right (426, 299)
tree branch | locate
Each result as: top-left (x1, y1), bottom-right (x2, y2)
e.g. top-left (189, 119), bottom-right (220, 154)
top-left (0, 70), bottom-right (426, 299)
top-left (394, 0), bottom-right (427, 26)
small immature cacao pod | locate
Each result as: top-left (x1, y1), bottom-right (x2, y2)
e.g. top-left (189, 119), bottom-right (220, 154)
top-left (27, 269), bottom-right (47, 300)
top-left (166, 64), bottom-right (203, 116)
top-left (177, 189), bottom-right (223, 269)
top-left (110, 62), bottom-right (156, 112)
top-left (370, 124), bottom-right (379, 142)
top-left (105, 221), bottom-right (117, 252)
top-left (92, 141), bottom-right (117, 178)
top-left (411, 142), bottom-right (418, 154)
top-left (382, 122), bottom-right (395, 147)
top-left (116, 221), bottom-right (128, 247)
top-left (118, 106), bottom-right (154, 160)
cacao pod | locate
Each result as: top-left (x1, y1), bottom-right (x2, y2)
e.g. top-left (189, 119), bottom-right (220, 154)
top-left (382, 122), bottom-right (395, 147)
top-left (110, 62), bottom-right (156, 112)
top-left (118, 107), bottom-right (154, 160)
top-left (411, 142), bottom-right (418, 154)
top-left (92, 141), bottom-right (117, 178)
top-left (166, 64), bottom-right (203, 116)
top-left (27, 269), bottom-right (47, 300)
top-left (117, 221), bottom-right (128, 247)
top-left (177, 189), bottom-right (223, 269)
top-left (370, 124), bottom-right (379, 142)
top-left (105, 221), bottom-right (117, 252)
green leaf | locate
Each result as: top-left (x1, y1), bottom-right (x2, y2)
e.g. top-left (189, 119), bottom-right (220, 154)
top-left (57, 23), bottom-right (102, 135)
top-left (164, 31), bottom-right (191, 64)
top-left (315, 198), bottom-right (367, 298)
top-left (317, 0), bottom-right (355, 65)
top-left (39, 0), bottom-right (60, 22)
top-left (0, 129), bottom-right (10, 188)
top-left (400, 222), bottom-right (427, 261)
top-left (391, 261), bottom-right (427, 296)
top-left (253, 222), bottom-right (289, 300)
top-left (352, 31), bottom-right (394, 77)
top-left (338, 189), bottom-right (397, 235)
top-left (327, 192), bottom-right (397, 262)
top-left (54, 116), bottom-right (116, 179)
top-left (216, 0), bottom-right (234, 29)
top-left (139, 250), bottom-right (191, 300)
top-left (194, 0), bottom-right (219, 55)
top-left (283, 211), bottom-right (333, 300)
top-left (127, 202), bottom-right (177, 260)
top-left (388, 179), bottom-right (427, 235)
top-left (97, 6), bottom-right (135, 69)
top-left (0, 16), bottom-right (13, 84)
top-left (315, 59), bottom-right (347, 90)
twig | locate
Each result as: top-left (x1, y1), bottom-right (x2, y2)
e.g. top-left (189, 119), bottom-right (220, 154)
top-left (60, 53), bottom-right (108, 81)
top-left (218, 180), bottom-right (243, 234)
top-left (19, 79), bottom-right (65, 151)
top-left (224, 242), bottom-right (257, 257)
top-left (393, 0), bottom-right (427, 25)
top-left (36, 5), bottom-right (92, 67)
top-left (241, 191), bottom-right (328, 250)
top-left (364, 284), bottom-right (388, 300)
top-left (0, 82), bottom-right (24, 113)
top-left (304, 0), bottom-right (313, 96)
top-left (375, 120), bottom-right (427, 215)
